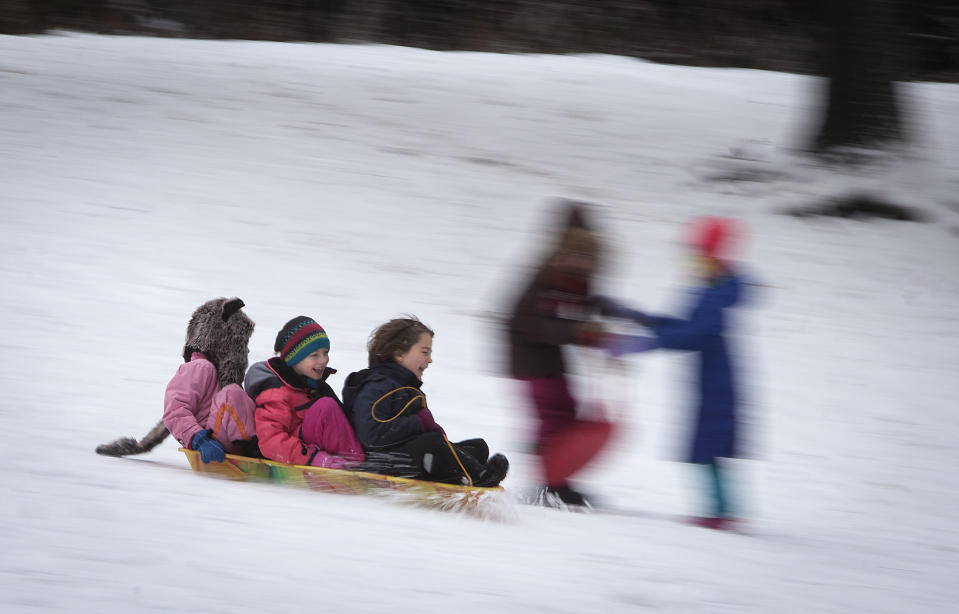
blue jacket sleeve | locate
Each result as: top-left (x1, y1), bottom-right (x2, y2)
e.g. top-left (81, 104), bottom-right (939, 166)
top-left (647, 292), bottom-right (723, 351)
top-left (351, 377), bottom-right (424, 449)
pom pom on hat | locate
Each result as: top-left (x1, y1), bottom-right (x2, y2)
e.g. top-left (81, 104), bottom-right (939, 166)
top-left (687, 216), bottom-right (739, 261)
top-left (274, 316), bottom-right (330, 366)
top-left (562, 200), bottom-right (592, 230)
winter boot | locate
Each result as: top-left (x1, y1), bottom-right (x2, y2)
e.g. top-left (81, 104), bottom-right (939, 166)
top-left (474, 453), bottom-right (509, 487)
top-left (231, 436), bottom-right (262, 459)
top-left (687, 516), bottom-right (741, 530)
top-left (544, 484), bottom-right (592, 509)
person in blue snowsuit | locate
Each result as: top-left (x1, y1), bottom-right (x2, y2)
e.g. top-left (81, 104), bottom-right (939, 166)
top-left (597, 217), bottom-right (750, 530)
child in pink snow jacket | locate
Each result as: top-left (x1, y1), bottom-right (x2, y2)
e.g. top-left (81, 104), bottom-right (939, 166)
top-left (244, 316), bottom-right (365, 468)
top-left (163, 297), bottom-right (259, 464)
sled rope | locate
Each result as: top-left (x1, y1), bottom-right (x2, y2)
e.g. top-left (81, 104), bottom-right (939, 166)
top-left (442, 434), bottom-right (473, 487)
top-left (371, 386), bottom-right (474, 486)
top-left (370, 387), bottom-right (425, 422)
top-left (211, 403), bottom-right (251, 440)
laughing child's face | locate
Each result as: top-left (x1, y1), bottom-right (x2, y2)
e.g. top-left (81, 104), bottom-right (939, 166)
top-left (293, 348), bottom-right (330, 380)
top-left (395, 332), bottom-right (433, 380)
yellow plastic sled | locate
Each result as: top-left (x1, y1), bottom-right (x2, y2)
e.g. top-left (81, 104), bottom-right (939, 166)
top-left (179, 448), bottom-right (507, 517)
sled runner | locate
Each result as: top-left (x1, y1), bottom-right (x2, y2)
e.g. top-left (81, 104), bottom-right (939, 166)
top-left (179, 448), bottom-right (508, 518)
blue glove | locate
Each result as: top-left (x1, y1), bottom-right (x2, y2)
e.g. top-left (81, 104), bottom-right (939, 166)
top-left (191, 429), bottom-right (226, 464)
top-left (606, 334), bottom-right (659, 357)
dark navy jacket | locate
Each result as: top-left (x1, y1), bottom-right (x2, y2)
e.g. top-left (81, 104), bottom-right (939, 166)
top-left (647, 272), bottom-right (747, 463)
top-left (342, 362), bottom-right (434, 451)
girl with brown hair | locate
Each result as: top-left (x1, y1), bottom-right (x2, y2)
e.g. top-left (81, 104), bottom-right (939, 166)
top-left (342, 317), bottom-right (508, 487)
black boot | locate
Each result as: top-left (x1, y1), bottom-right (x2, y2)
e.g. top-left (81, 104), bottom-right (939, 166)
top-left (545, 484), bottom-right (590, 508)
top-left (474, 453), bottom-right (509, 487)
top-left (231, 436), bottom-right (262, 459)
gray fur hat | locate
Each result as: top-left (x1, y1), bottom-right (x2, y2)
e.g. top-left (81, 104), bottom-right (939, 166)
top-left (182, 297), bottom-right (255, 389)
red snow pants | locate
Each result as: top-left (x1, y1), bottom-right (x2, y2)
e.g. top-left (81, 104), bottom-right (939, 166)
top-left (519, 376), bottom-right (615, 486)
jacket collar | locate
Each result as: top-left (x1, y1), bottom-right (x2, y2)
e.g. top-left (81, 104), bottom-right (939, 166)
top-left (372, 361), bottom-right (423, 388)
top-left (266, 356), bottom-right (336, 391)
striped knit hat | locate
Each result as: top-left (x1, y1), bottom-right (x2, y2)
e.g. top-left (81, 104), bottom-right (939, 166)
top-left (274, 316), bottom-right (330, 366)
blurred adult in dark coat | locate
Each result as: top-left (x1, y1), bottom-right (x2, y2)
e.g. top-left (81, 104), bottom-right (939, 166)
top-left (507, 200), bottom-right (612, 507)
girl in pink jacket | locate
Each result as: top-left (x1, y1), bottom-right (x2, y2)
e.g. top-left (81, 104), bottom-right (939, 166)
top-left (162, 297), bottom-right (259, 463)
top-left (244, 316), bottom-right (364, 468)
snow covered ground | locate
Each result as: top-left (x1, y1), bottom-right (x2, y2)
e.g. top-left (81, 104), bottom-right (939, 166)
top-left (1, 32), bottom-right (958, 613)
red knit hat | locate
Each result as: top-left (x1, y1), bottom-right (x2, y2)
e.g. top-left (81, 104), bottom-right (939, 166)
top-left (687, 216), bottom-right (738, 261)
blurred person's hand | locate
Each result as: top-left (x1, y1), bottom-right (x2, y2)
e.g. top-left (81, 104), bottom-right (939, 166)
top-left (591, 295), bottom-right (651, 326)
top-left (573, 322), bottom-right (609, 347)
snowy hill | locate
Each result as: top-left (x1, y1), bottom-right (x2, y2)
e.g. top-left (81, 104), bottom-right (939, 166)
top-left (1, 33), bottom-right (957, 613)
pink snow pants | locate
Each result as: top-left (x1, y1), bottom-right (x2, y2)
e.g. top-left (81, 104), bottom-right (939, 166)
top-left (207, 384), bottom-right (257, 453)
top-left (300, 397), bottom-right (366, 469)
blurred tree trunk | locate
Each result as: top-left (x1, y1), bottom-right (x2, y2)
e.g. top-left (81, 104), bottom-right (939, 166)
top-left (813, 0), bottom-right (910, 152)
